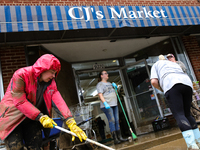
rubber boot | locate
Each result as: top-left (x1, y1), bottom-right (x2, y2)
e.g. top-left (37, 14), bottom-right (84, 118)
top-left (111, 131), bottom-right (121, 144)
top-left (116, 130), bottom-right (128, 142)
top-left (182, 129), bottom-right (199, 150)
top-left (193, 128), bottom-right (200, 148)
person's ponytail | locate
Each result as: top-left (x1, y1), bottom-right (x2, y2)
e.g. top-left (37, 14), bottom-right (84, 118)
top-left (98, 71), bottom-right (104, 82)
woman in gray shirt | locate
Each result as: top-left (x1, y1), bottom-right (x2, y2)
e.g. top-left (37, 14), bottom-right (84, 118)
top-left (96, 70), bottom-right (128, 144)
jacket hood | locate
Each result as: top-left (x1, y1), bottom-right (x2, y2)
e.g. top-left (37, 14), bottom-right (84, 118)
top-left (33, 54), bottom-right (61, 78)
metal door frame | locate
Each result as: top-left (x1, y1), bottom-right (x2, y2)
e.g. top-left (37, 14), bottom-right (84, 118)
top-left (73, 68), bottom-right (83, 106)
top-left (118, 59), bottom-right (164, 129)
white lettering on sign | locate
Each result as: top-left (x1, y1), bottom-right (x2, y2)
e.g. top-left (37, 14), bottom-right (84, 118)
top-left (68, 7), bottom-right (84, 20)
top-left (109, 7), bottom-right (128, 19)
top-left (129, 11), bottom-right (138, 19)
top-left (143, 7), bottom-right (154, 18)
top-left (96, 11), bottom-right (104, 19)
top-left (67, 6), bottom-right (168, 22)
top-left (83, 7), bottom-right (91, 22)
top-left (93, 64), bottom-right (105, 70)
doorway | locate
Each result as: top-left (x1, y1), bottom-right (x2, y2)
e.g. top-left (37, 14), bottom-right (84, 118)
top-left (119, 59), bottom-right (163, 134)
top-left (72, 59), bottom-right (164, 136)
top-left (73, 66), bottom-right (135, 140)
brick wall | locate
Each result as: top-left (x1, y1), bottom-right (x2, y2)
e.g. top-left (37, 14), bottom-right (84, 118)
top-left (182, 36), bottom-right (200, 82)
top-left (0, 0), bottom-right (199, 6)
top-left (0, 45), bottom-right (26, 92)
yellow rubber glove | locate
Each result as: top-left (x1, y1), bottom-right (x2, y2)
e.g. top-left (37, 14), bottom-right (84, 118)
top-left (66, 118), bottom-right (87, 142)
top-left (39, 115), bottom-right (57, 128)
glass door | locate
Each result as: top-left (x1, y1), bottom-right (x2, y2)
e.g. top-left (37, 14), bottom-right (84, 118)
top-left (74, 68), bottom-right (133, 139)
top-left (119, 59), bottom-right (163, 134)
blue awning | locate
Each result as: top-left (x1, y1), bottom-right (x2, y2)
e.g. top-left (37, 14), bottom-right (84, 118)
top-left (0, 6), bottom-right (200, 33)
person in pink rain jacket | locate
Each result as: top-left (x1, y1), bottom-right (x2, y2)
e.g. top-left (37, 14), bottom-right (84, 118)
top-left (0, 54), bottom-right (87, 150)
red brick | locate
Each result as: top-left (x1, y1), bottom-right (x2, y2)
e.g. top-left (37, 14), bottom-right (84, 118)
top-left (0, 0), bottom-right (200, 6)
top-left (183, 36), bottom-right (200, 82)
top-left (0, 45), bottom-right (26, 91)
top-left (0, 56), bottom-right (11, 60)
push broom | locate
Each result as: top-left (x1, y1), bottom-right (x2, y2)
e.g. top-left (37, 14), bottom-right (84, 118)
top-left (112, 83), bottom-right (137, 140)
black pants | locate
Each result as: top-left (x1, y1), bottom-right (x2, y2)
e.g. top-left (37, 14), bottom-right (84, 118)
top-left (5, 118), bottom-right (43, 150)
top-left (99, 128), bottom-right (106, 140)
top-left (165, 83), bottom-right (197, 132)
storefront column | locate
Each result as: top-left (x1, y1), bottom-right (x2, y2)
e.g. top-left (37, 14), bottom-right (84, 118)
top-left (55, 58), bottom-right (79, 107)
top-left (182, 36), bottom-right (200, 82)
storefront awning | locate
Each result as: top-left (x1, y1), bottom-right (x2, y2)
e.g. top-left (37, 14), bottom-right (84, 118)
top-left (0, 6), bottom-right (200, 33)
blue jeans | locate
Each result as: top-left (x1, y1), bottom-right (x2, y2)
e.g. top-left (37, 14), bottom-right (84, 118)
top-left (101, 106), bottom-right (120, 132)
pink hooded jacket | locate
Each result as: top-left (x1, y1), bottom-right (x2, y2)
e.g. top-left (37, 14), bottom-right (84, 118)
top-left (0, 54), bottom-right (72, 140)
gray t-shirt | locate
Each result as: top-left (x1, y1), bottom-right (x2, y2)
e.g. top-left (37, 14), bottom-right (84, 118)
top-left (96, 82), bottom-right (118, 108)
top-left (176, 61), bottom-right (187, 73)
top-left (150, 60), bottom-right (193, 94)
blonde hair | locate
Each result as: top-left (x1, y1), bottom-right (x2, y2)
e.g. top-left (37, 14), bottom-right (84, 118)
top-left (158, 55), bottom-right (166, 60)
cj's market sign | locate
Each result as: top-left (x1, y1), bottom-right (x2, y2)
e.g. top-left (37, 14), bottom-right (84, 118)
top-left (68, 6), bottom-right (168, 22)
top-left (1, 5), bottom-right (199, 33)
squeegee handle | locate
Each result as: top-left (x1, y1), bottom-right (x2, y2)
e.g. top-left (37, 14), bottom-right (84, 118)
top-left (54, 126), bottom-right (115, 150)
top-left (114, 88), bottom-right (137, 139)
top-left (114, 88), bottom-right (131, 128)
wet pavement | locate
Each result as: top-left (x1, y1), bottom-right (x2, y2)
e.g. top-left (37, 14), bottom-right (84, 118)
top-left (0, 126), bottom-right (188, 150)
top-left (98, 126), bottom-right (186, 150)
top-left (146, 138), bottom-right (186, 150)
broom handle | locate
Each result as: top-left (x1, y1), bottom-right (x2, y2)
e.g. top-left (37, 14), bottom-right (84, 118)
top-left (54, 126), bottom-right (115, 150)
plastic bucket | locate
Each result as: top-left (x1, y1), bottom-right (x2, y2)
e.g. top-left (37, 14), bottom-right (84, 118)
top-left (42, 118), bottom-right (63, 139)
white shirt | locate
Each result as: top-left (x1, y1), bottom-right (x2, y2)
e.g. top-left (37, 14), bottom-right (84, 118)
top-left (150, 60), bottom-right (193, 94)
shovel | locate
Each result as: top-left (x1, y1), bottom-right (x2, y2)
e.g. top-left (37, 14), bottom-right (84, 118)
top-left (54, 125), bottom-right (115, 150)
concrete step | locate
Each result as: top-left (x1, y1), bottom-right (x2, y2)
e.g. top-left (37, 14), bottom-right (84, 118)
top-left (98, 127), bottom-right (183, 150)
top-left (117, 132), bottom-right (183, 150)
top-left (146, 138), bottom-right (186, 150)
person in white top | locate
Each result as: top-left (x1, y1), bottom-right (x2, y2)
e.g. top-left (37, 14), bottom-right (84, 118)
top-left (151, 55), bottom-right (200, 150)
